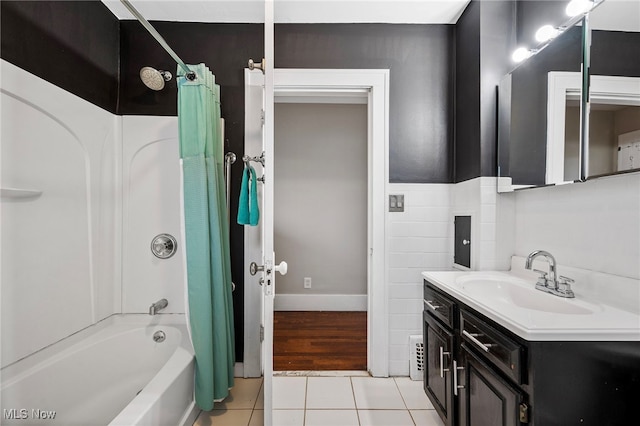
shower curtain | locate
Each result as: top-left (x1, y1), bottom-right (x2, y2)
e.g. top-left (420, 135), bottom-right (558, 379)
top-left (178, 63), bottom-right (234, 411)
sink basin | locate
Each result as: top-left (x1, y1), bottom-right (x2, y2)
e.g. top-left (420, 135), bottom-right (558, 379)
top-left (455, 274), bottom-right (601, 315)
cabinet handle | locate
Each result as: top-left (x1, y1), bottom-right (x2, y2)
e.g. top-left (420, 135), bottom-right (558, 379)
top-left (462, 329), bottom-right (494, 352)
top-left (439, 346), bottom-right (450, 378)
top-left (425, 300), bottom-right (442, 311)
top-left (453, 360), bottom-right (465, 396)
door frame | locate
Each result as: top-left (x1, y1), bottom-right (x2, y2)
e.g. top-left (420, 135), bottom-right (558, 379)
top-left (243, 68), bottom-right (390, 378)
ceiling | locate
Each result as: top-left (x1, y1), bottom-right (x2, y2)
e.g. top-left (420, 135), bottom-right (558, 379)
top-left (101, 0), bottom-right (471, 24)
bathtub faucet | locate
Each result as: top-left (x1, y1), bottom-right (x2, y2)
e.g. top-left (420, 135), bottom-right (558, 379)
top-left (149, 299), bottom-right (168, 315)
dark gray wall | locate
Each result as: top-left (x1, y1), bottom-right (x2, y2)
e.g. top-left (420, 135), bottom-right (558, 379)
top-left (516, 0), bottom-right (571, 47)
top-left (479, 1), bottom-right (517, 177)
top-left (120, 23), bottom-right (456, 183)
top-left (275, 24), bottom-right (455, 183)
top-left (0, 0), bottom-right (120, 113)
top-left (455, 1), bottom-right (482, 182)
top-left (454, 0), bottom-right (516, 183)
top-left (591, 30), bottom-right (640, 77)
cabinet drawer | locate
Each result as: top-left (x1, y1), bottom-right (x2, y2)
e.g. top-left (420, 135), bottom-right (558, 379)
top-left (424, 281), bottom-right (456, 329)
top-left (460, 309), bottom-right (524, 384)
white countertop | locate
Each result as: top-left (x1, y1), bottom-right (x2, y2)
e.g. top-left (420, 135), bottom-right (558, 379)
top-left (422, 269), bottom-right (640, 341)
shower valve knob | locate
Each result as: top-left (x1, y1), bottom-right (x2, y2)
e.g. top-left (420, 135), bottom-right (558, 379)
top-left (151, 234), bottom-right (177, 259)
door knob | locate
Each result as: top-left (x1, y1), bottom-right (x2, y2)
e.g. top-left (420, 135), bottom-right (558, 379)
top-left (248, 58), bottom-right (265, 73)
top-left (274, 261), bottom-right (288, 275)
top-left (250, 262), bottom-right (264, 276)
top-left (462, 239), bottom-right (470, 246)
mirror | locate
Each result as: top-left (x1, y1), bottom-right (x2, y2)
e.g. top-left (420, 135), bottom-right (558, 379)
top-left (498, 19), bottom-right (585, 192)
top-left (586, 0), bottom-right (640, 178)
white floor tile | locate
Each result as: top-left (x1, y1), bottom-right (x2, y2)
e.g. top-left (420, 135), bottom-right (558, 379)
top-left (255, 381), bottom-right (264, 410)
top-left (351, 377), bottom-right (406, 409)
top-left (410, 410), bottom-right (445, 426)
top-left (215, 378), bottom-right (263, 410)
top-left (272, 410), bottom-right (305, 426)
top-left (273, 376), bottom-right (307, 409)
top-left (305, 410), bottom-right (359, 426)
top-left (306, 377), bottom-right (356, 409)
top-left (248, 410), bottom-right (263, 426)
top-left (194, 409), bottom-right (253, 426)
top-left (358, 410), bottom-right (415, 426)
top-left (394, 377), bottom-right (434, 410)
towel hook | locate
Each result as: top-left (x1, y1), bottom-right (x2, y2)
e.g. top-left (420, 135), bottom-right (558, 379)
top-left (242, 151), bottom-right (265, 167)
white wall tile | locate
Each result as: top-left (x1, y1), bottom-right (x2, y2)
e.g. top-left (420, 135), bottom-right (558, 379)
top-left (386, 179), bottom-right (448, 378)
top-left (452, 177), bottom-right (502, 271)
top-left (514, 174), bottom-right (640, 279)
top-left (388, 283), bottom-right (423, 299)
top-left (389, 299), bottom-right (423, 314)
top-left (389, 360), bottom-right (410, 376)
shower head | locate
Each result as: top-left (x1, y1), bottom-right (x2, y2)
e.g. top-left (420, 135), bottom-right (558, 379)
top-left (139, 67), bottom-right (172, 91)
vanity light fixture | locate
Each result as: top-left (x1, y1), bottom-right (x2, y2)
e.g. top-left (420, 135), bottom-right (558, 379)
top-left (566, 0), bottom-right (594, 17)
top-left (535, 24), bottom-right (562, 43)
top-left (512, 47), bottom-right (534, 63)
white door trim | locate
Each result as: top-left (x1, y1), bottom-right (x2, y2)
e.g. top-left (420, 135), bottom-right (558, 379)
top-left (274, 69), bottom-right (389, 378)
top-left (243, 68), bottom-right (390, 378)
top-left (547, 72), bottom-right (640, 184)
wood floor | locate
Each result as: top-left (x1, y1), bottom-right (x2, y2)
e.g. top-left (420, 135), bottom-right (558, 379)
top-left (274, 311), bottom-right (367, 371)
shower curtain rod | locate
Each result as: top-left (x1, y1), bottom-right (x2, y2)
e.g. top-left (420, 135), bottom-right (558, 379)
top-left (120, 0), bottom-right (196, 81)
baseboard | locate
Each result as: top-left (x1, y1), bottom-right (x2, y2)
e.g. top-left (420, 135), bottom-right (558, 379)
top-left (274, 294), bottom-right (367, 311)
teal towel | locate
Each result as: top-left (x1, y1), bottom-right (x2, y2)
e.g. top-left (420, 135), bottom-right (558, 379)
top-left (237, 165), bottom-right (259, 226)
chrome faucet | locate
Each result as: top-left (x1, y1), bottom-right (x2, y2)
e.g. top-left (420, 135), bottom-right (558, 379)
top-left (149, 298), bottom-right (168, 315)
top-left (525, 250), bottom-right (574, 298)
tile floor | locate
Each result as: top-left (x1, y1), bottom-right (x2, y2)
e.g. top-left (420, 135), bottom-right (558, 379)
top-left (193, 375), bottom-right (444, 426)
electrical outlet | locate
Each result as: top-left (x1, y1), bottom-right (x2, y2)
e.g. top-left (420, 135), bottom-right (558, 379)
top-left (304, 277), bottom-right (312, 289)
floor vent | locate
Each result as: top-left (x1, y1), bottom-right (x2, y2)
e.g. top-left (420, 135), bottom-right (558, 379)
top-left (409, 335), bottom-right (424, 381)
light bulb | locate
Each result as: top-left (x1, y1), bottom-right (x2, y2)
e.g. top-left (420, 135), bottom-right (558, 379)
top-left (535, 25), bottom-right (560, 43)
top-left (512, 47), bottom-right (532, 63)
top-left (566, 0), bottom-right (593, 17)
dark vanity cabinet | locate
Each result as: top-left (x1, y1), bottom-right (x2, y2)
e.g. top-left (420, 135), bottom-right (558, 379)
top-left (457, 310), bottom-right (526, 426)
top-left (458, 345), bottom-right (524, 426)
top-left (423, 283), bottom-right (457, 425)
top-left (423, 279), bottom-right (640, 426)
top-left (423, 311), bottom-right (455, 425)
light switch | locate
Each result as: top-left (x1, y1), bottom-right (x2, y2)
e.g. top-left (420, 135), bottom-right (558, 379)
top-left (389, 194), bottom-right (404, 212)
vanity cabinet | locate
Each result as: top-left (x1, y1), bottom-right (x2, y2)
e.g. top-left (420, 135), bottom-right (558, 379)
top-left (424, 281), bottom-right (527, 425)
top-left (423, 311), bottom-right (455, 426)
top-left (458, 344), bottom-right (525, 426)
top-left (423, 279), bottom-right (640, 426)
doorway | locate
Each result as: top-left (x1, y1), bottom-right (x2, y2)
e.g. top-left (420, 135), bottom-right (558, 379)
top-left (273, 101), bottom-right (368, 370)
top-left (243, 69), bottom-right (389, 378)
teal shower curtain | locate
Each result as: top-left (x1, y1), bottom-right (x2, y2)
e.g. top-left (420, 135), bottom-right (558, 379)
top-left (178, 64), bottom-right (234, 411)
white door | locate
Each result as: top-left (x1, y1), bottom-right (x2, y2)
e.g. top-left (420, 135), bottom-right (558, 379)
top-left (243, 66), bottom-right (278, 421)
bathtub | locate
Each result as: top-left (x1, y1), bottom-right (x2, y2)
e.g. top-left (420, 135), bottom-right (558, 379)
top-left (0, 314), bottom-right (198, 426)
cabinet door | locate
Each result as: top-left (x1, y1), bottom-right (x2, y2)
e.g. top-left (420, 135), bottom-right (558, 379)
top-left (424, 312), bottom-right (455, 426)
top-left (458, 345), bottom-right (525, 426)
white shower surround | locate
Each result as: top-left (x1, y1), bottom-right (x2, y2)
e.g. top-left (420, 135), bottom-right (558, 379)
top-left (1, 60), bottom-right (195, 419)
